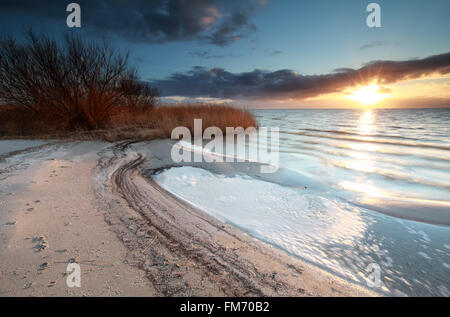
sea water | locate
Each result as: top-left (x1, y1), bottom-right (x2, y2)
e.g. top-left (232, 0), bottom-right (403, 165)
top-left (154, 108), bottom-right (450, 296)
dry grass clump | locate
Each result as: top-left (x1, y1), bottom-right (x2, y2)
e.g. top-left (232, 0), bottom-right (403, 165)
top-left (107, 104), bottom-right (257, 139)
top-left (0, 31), bottom-right (256, 141)
top-left (151, 104), bottom-right (257, 136)
top-left (1, 104), bottom-right (257, 142)
top-left (0, 105), bottom-right (57, 136)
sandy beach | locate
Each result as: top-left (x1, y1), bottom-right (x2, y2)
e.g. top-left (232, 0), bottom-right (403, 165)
top-left (0, 139), bottom-right (376, 296)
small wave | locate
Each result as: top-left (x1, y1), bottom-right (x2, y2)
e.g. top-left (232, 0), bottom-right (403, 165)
top-left (282, 147), bottom-right (450, 191)
top-left (389, 126), bottom-right (425, 130)
top-left (280, 134), bottom-right (450, 163)
top-left (284, 144), bottom-right (450, 171)
top-left (328, 158), bottom-right (450, 191)
top-left (286, 131), bottom-right (450, 151)
top-left (303, 128), bottom-right (419, 141)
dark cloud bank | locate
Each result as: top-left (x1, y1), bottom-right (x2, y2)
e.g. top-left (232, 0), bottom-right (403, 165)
top-left (152, 52), bottom-right (450, 99)
top-left (0, 0), bottom-right (263, 46)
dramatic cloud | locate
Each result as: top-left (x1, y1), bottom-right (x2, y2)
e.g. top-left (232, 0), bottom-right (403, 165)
top-left (152, 52), bottom-right (450, 99)
top-left (0, 0), bottom-right (264, 46)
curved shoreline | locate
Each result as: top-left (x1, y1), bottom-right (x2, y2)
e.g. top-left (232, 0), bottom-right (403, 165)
top-left (0, 140), bottom-right (377, 296)
top-left (95, 140), bottom-right (377, 296)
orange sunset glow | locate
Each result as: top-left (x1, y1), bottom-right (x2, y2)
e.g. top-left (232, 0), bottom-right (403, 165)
top-left (256, 74), bottom-right (450, 109)
top-left (346, 81), bottom-right (391, 106)
top-left (1, 0), bottom-right (450, 300)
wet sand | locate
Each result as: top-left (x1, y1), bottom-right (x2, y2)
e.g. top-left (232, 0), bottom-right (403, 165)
top-left (0, 140), bottom-right (376, 296)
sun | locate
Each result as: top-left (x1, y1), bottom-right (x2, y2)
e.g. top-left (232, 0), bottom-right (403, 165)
top-left (347, 81), bottom-right (390, 106)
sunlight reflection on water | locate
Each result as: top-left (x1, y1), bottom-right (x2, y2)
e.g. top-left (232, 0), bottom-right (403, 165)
top-left (153, 109), bottom-right (450, 296)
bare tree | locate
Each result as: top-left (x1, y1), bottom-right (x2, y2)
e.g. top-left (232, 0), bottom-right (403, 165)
top-left (0, 30), bottom-right (158, 130)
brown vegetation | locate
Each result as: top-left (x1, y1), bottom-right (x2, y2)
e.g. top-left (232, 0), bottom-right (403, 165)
top-left (0, 30), bottom-right (157, 133)
top-left (0, 31), bottom-right (257, 142)
top-left (108, 104), bottom-right (257, 137)
top-left (0, 104), bottom-right (257, 142)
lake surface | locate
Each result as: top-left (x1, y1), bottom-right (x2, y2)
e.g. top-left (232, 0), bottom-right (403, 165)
top-left (154, 108), bottom-right (450, 296)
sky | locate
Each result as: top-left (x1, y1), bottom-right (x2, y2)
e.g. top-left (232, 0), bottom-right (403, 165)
top-left (0, 0), bottom-right (449, 108)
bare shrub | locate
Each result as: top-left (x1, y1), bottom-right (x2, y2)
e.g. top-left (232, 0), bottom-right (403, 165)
top-left (0, 33), bottom-right (258, 141)
top-left (0, 30), bottom-right (157, 131)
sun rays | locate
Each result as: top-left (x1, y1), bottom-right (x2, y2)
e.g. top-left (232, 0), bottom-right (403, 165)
top-left (346, 80), bottom-right (391, 106)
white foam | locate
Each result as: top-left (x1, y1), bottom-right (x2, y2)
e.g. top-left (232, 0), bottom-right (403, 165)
top-left (175, 140), bottom-right (279, 172)
top-left (154, 166), bottom-right (368, 279)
